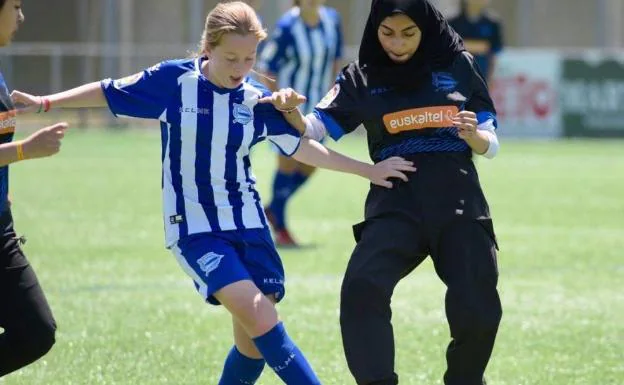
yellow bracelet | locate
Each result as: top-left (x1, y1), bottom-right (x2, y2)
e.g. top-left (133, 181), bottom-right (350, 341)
top-left (16, 142), bottom-right (25, 161)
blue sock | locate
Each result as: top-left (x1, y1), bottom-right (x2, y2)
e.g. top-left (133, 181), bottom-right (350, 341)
top-left (289, 171), bottom-right (309, 196)
top-left (253, 323), bottom-right (321, 385)
top-left (269, 171), bottom-right (295, 229)
top-left (218, 346), bottom-right (265, 385)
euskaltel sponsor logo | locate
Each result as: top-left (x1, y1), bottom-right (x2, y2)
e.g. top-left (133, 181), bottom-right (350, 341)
top-left (383, 105), bottom-right (459, 134)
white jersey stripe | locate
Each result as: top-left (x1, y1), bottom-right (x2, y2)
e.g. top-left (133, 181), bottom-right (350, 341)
top-left (179, 74), bottom-right (212, 234)
top-left (162, 121), bottom-right (179, 244)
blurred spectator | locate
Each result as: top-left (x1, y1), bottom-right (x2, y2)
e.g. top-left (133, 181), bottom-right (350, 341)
top-left (449, 0), bottom-right (503, 85)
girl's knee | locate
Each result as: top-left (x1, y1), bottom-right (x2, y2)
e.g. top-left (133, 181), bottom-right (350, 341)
top-left (235, 298), bottom-right (279, 337)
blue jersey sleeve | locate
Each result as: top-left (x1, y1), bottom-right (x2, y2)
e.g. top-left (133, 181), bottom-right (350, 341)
top-left (258, 24), bottom-right (291, 75)
top-left (101, 61), bottom-right (179, 119)
top-left (255, 102), bottom-right (301, 156)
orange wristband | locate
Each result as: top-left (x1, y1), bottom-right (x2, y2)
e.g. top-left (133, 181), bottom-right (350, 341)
top-left (16, 142), bottom-right (25, 161)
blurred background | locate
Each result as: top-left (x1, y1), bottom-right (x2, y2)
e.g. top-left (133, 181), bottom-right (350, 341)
top-left (2, 0), bottom-right (624, 138)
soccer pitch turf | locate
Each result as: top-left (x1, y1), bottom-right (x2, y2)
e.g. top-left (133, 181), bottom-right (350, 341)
top-left (2, 130), bottom-right (623, 384)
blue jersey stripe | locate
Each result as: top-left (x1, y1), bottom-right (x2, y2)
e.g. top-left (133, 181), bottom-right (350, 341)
top-left (195, 88), bottom-right (221, 232)
top-left (167, 123), bottom-right (188, 238)
top-left (250, 104), bottom-right (266, 147)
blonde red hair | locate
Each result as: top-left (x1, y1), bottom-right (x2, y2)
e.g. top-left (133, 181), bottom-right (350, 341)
top-left (197, 1), bottom-right (267, 55)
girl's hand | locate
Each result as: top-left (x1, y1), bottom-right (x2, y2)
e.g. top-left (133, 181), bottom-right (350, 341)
top-left (258, 88), bottom-right (307, 112)
top-left (453, 110), bottom-right (479, 140)
top-left (368, 157), bottom-right (417, 189)
top-left (11, 90), bottom-right (44, 114)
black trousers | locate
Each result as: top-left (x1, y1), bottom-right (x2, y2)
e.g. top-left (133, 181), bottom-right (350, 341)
top-left (340, 153), bottom-right (502, 385)
top-left (0, 209), bottom-right (56, 377)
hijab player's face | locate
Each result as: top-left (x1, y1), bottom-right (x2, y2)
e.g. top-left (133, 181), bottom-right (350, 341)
top-left (206, 32), bottom-right (259, 89)
top-left (377, 13), bottom-right (422, 64)
top-left (0, 0), bottom-right (25, 47)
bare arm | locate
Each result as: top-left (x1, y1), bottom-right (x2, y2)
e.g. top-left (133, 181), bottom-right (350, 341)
top-left (462, 130), bottom-right (492, 155)
top-left (453, 111), bottom-right (499, 158)
top-left (258, 88), bottom-right (308, 134)
top-left (0, 142), bottom-right (25, 166)
top-left (11, 81), bottom-right (107, 112)
top-left (292, 138), bottom-right (415, 188)
top-left (0, 122), bottom-right (68, 166)
top-left (280, 109), bottom-right (307, 135)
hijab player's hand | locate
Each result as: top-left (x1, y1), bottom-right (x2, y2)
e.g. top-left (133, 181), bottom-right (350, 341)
top-left (452, 110), bottom-right (479, 140)
top-left (258, 88), bottom-right (307, 113)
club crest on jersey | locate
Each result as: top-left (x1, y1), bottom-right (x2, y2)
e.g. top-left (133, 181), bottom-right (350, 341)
top-left (197, 252), bottom-right (225, 277)
top-left (432, 72), bottom-right (458, 92)
top-left (233, 103), bottom-right (253, 125)
top-left (316, 84), bottom-right (340, 109)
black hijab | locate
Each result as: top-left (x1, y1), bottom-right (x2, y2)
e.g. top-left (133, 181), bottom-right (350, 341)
top-left (359, 0), bottom-right (465, 89)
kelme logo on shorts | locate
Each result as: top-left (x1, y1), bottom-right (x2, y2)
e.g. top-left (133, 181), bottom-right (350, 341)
top-left (383, 106), bottom-right (459, 134)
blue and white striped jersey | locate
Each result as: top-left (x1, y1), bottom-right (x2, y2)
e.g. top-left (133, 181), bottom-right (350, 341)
top-left (101, 58), bottom-right (301, 247)
top-left (258, 6), bottom-right (343, 114)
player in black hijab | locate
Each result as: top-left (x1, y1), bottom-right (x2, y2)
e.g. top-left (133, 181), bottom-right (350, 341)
top-left (262, 1), bottom-right (502, 384)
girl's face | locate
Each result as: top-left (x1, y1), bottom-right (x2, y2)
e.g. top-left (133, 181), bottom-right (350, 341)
top-left (206, 32), bottom-right (259, 89)
top-left (377, 13), bottom-right (422, 64)
top-left (0, 0), bottom-right (25, 47)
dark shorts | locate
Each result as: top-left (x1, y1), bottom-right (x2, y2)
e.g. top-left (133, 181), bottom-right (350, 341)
top-left (0, 209), bottom-right (56, 363)
top-left (171, 228), bottom-right (286, 305)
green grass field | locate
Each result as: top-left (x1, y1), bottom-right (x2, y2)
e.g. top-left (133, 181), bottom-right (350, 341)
top-left (2, 130), bottom-right (623, 384)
